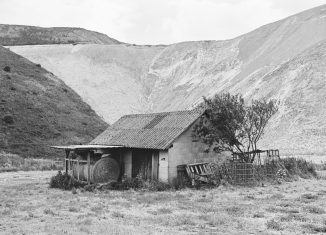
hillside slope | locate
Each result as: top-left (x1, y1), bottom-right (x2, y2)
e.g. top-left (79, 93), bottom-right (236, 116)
top-left (9, 4), bottom-right (326, 155)
top-left (0, 46), bottom-right (107, 158)
top-left (0, 24), bottom-right (121, 46)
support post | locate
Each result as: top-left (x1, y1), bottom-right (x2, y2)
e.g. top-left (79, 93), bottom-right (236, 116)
top-left (65, 150), bottom-right (70, 174)
top-left (87, 151), bottom-right (91, 185)
top-left (77, 159), bottom-right (80, 181)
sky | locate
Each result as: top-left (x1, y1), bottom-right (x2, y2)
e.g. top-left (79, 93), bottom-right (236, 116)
top-left (0, 0), bottom-right (325, 44)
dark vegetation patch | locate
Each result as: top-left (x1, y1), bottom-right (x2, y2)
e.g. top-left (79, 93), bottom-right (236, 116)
top-left (3, 66), bottom-right (11, 72)
top-left (266, 219), bottom-right (283, 231)
top-left (49, 171), bottom-right (173, 192)
top-left (304, 206), bottom-right (325, 214)
top-left (49, 171), bottom-right (86, 190)
top-left (2, 114), bottom-right (14, 124)
top-left (302, 223), bottom-right (326, 233)
top-left (98, 175), bottom-right (173, 191)
top-left (282, 158), bottom-right (317, 178)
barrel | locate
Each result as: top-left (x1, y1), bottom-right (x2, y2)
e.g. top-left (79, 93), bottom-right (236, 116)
top-left (72, 157), bottom-right (120, 183)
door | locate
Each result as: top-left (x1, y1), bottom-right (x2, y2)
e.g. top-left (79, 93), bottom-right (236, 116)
top-left (132, 149), bottom-right (152, 179)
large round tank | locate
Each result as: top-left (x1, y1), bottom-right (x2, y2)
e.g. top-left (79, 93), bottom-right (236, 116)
top-left (73, 157), bottom-right (120, 183)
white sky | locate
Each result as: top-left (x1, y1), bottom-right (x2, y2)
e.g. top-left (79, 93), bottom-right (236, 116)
top-left (0, 0), bottom-right (325, 44)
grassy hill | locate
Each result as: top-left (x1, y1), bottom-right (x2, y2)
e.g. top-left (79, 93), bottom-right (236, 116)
top-left (0, 46), bottom-right (107, 158)
top-left (0, 24), bottom-right (121, 46)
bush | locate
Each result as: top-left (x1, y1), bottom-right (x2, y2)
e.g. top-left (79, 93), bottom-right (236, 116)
top-left (49, 171), bottom-right (85, 190)
top-left (2, 114), bottom-right (14, 124)
top-left (282, 158), bottom-right (317, 178)
top-left (3, 66), bottom-right (11, 72)
top-left (102, 175), bottom-right (172, 191)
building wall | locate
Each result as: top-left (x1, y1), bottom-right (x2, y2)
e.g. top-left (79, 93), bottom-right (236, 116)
top-left (167, 122), bottom-right (229, 183)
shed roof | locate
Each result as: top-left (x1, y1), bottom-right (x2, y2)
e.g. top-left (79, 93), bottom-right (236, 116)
top-left (90, 109), bottom-right (203, 150)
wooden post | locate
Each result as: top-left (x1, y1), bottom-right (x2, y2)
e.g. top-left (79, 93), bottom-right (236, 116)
top-left (77, 159), bottom-right (80, 181)
top-left (68, 154), bottom-right (71, 174)
top-left (65, 150), bottom-right (70, 174)
top-left (87, 151), bottom-right (91, 185)
top-left (119, 149), bottom-right (122, 181)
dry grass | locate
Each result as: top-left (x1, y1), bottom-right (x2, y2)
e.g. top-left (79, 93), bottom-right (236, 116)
top-left (1, 171), bottom-right (326, 234)
top-left (0, 151), bottom-right (63, 171)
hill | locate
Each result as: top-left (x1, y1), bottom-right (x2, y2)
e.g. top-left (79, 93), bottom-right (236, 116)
top-left (8, 4), bottom-right (326, 155)
top-left (0, 46), bottom-right (107, 158)
top-left (0, 24), bottom-right (121, 46)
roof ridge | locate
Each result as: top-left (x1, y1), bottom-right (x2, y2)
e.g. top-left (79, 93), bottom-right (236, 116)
top-left (122, 109), bottom-right (201, 118)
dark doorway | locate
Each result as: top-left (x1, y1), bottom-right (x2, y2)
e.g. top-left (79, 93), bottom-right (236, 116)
top-left (132, 149), bottom-right (153, 179)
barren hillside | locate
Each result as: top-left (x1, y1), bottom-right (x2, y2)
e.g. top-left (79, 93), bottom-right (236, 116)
top-left (0, 46), bottom-right (107, 158)
top-left (8, 4), bottom-right (326, 155)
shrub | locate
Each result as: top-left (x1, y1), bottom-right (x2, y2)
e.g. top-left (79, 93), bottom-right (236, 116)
top-left (102, 175), bottom-right (172, 191)
top-left (305, 206), bottom-right (325, 214)
top-left (2, 114), bottom-right (14, 124)
top-left (282, 158), bottom-right (317, 178)
top-left (266, 219), bottom-right (283, 231)
top-left (49, 171), bottom-right (85, 190)
top-left (3, 66), bottom-right (11, 72)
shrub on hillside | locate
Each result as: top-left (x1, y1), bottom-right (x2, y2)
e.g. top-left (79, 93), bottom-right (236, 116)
top-left (2, 114), bottom-right (14, 124)
top-left (3, 66), bottom-right (11, 72)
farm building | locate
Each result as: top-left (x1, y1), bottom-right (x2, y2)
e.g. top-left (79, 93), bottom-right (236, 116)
top-left (53, 109), bottom-right (226, 184)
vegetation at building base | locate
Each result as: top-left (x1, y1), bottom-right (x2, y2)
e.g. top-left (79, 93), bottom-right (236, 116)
top-left (49, 157), bottom-right (318, 193)
top-left (206, 157), bottom-right (318, 187)
top-left (49, 172), bottom-right (174, 192)
top-left (193, 93), bottom-right (278, 163)
top-left (49, 171), bottom-right (86, 190)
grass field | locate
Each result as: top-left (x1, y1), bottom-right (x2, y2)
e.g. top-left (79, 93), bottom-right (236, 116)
top-left (1, 171), bottom-right (326, 234)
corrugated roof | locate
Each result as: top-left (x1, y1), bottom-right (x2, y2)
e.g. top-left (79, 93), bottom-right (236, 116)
top-left (90, 109), bottom-right (203, 150)
top-left (51, 145), bottom-right (123, 150)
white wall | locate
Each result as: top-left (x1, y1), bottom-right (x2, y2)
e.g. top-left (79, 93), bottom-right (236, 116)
top-left (167, 122), bottom-right (228, 183)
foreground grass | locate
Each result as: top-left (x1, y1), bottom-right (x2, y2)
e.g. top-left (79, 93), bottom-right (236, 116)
top-left (1, 171), bottom-right (326, 234)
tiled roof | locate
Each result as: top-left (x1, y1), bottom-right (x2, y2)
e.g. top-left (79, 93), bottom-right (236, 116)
top-left (90, 109), bottom-right (203, 150)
